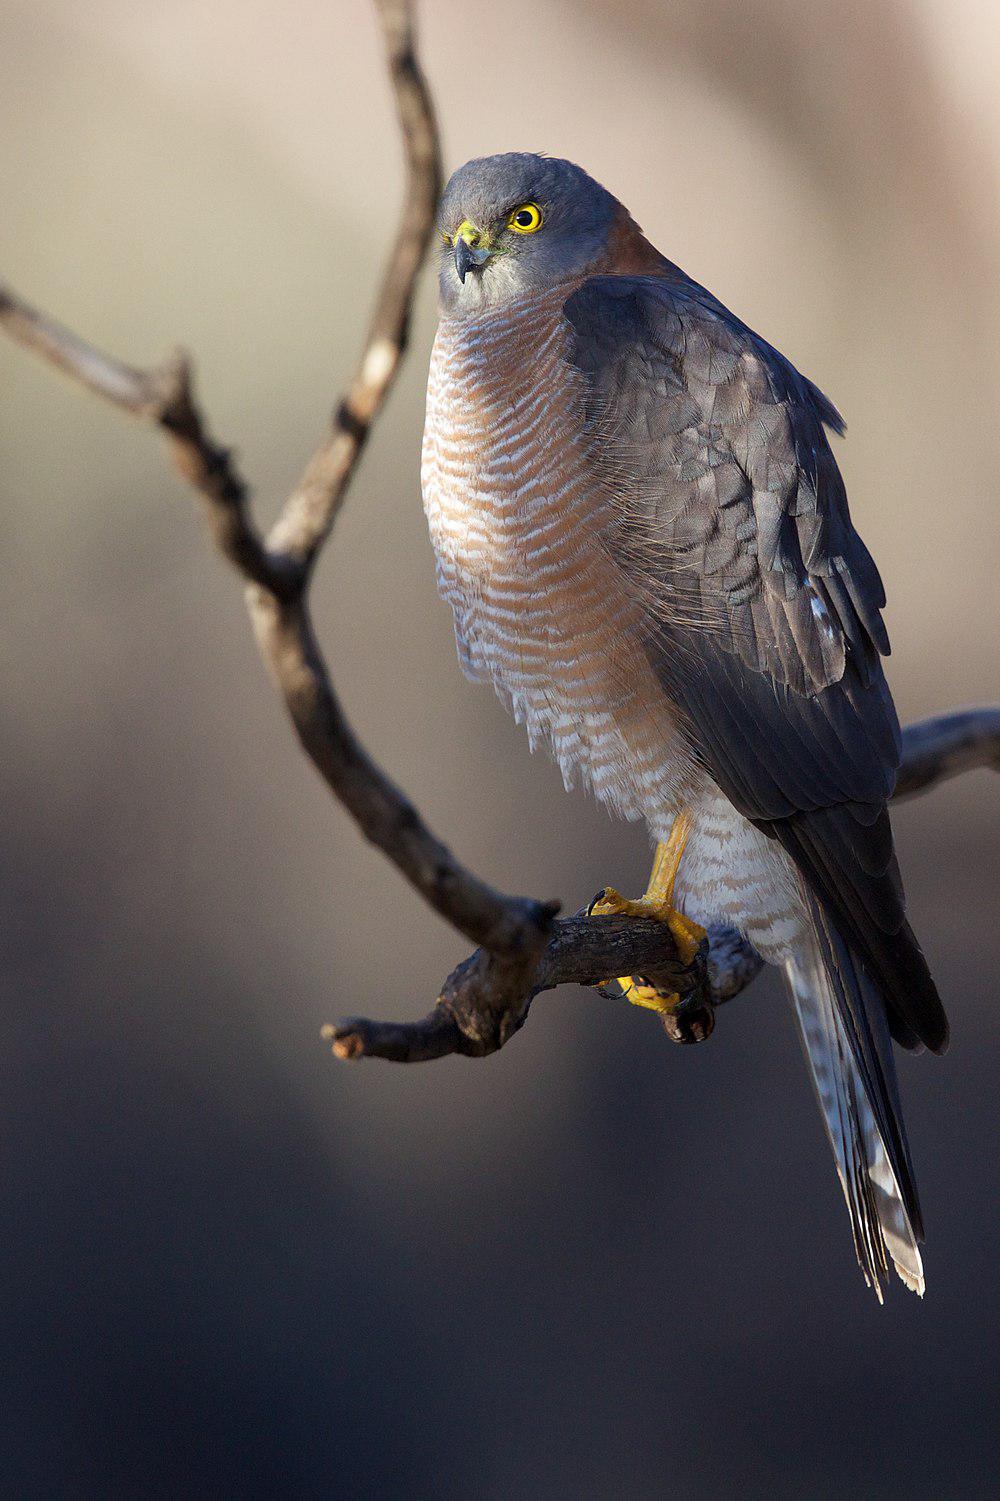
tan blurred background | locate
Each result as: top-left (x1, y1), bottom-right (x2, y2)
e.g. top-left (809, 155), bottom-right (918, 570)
top-left (2, 1), bottom-right (999, 1496)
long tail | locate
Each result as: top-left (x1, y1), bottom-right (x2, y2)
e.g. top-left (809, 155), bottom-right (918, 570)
top-left (784, 902), bottom-right (925, 1300)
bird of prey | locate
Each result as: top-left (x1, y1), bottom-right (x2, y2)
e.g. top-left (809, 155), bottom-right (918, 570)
top-left (421, 153), bottom-right (948, 1298)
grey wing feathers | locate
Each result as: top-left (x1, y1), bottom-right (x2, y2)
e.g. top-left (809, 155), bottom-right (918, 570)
top-left (563, 274), bottom-right (947, 1056)
top-left (566, 275), bottom-right (889, 696)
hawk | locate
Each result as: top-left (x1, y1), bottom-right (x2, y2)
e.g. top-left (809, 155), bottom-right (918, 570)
top-left (421, 153), bottom-right (948, 1298)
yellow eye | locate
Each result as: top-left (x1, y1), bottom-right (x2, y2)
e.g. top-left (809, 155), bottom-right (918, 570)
top-left (507, 202), bottom-right (543, 234)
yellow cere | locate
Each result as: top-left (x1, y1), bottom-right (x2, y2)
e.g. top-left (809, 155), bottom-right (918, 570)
top-left (453, 219), bottom-right (491, 248)
top-left (507, 202), bottom-right (543, 234)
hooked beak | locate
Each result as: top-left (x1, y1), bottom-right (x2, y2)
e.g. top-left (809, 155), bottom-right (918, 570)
top-left (453, 225), bottom-right (494, 283)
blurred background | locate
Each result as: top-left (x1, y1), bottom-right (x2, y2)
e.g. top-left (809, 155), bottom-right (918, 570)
top-left (2, 0), bottom-right (998, 1495)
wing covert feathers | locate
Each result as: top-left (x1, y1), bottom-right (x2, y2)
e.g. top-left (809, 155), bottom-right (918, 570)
top-left (564, 275), bottom-right (889, 696)
top-left (564, 271), bottom-right (948, 1057)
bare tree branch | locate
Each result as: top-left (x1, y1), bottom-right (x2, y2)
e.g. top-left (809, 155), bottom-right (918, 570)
top-left (893, 706), bottom-right (1000, 799)
top-left (324, 909), bottom-right (725, 1061)
top-left (244, 591), bottom-right (557, 953)
top-left (1, 2), bottom-right (997, 1073)
top-left (322, 706), bottom-right (1000, 1063)
top-left (266, 0), bottom-right (443, 572)
top-left (0, 0), bottom-right (549, 960)
top-left (0, 289), bottom-right (287, 595)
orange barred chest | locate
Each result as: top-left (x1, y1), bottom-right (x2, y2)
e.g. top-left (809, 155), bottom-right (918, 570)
top-left (422, 304), bottom-right (608, 682)
top-left (420, 298), bottom-right (694, 824)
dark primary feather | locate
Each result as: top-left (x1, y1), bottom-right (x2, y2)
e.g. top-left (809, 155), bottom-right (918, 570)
top-left (563, 273), bottom-right (948, 1056)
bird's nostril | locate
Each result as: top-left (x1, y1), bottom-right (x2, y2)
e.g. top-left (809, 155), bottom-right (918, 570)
top-left (455, 219), bottom-right (481, 248)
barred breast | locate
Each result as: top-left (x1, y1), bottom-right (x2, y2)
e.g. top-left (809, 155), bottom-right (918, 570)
top-left (421, 289), bottom-right (696, 828)
top-left (421, 290), bottom-right (804, 959)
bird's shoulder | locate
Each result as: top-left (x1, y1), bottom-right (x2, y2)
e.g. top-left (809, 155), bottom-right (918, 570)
top-left (560, 268), bottom-right (892, 695)
top-left (562, 270), bottom-right (845, 439)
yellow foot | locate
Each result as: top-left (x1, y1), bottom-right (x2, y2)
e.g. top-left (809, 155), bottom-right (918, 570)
top-left (589, 811), bottom-right (708, 1013)
top-left (604, 972), bottom-right (683, 1015)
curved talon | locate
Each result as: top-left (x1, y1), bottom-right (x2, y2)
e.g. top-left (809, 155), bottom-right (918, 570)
top-left (589, 885), bottom-right (636, 919)
top-left (595, 978), bottom-right (628, 1000)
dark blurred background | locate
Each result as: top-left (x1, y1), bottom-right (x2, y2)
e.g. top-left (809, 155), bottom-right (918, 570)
top-left (2, 1), bottom-right (998, 1496)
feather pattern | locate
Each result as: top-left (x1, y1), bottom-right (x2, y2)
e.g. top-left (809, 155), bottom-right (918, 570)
top-left (422, 174), bottom-right (948, 1293)
top-left (787, 911), bottom-right (925, 1298)
top-left (563, 273), bottom-right (947, 1058)
top-left (556, 264), bottom-right (947, 1291)
top-left (565, 274), bottom-right (888, 694)
top-left (422, 287), bottom-right (701, 825)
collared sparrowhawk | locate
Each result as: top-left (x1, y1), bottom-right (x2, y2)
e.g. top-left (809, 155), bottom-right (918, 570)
top-left (421, 153), bottom-right (948, 1299)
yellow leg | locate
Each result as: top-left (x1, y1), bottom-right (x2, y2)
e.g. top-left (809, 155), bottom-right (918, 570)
top-left (590, 811), bottom-right (708, 1013)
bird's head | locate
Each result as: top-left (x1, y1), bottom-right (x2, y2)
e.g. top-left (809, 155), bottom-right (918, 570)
top-left (436, 153), bottom-right (619, 315)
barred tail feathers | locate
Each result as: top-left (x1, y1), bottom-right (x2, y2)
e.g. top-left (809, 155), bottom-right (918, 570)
top-left (784, 917), bottom-right (925, 1300)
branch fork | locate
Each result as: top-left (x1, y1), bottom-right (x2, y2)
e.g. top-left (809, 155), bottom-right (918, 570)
top-left (2, 0), bottom-right (997, 1068)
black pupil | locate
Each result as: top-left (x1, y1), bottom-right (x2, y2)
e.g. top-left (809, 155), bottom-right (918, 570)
top-left (515, 209), bottom-right (533, 226)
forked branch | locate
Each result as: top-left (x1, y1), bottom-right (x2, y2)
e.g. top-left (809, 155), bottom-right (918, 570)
top-left (2, 0), bottom-right (997, 1069)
